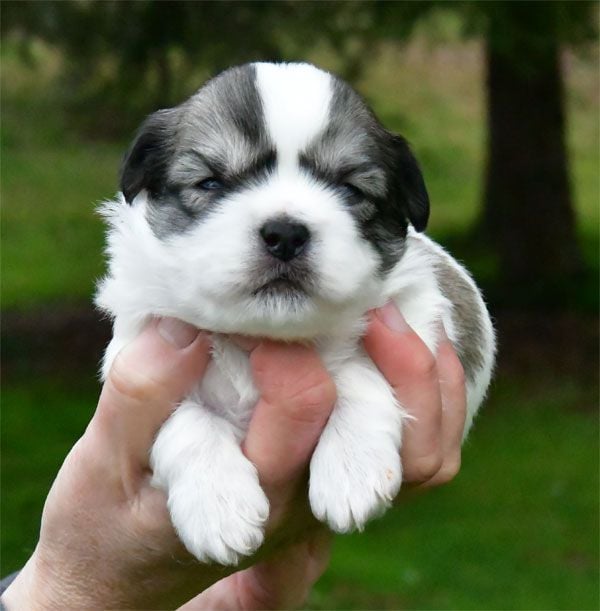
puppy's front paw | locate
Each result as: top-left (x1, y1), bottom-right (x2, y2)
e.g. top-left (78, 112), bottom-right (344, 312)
top-left (309, 431), bottom-right (402, 533)
top-left (166, 455), bottom-right (269, 565)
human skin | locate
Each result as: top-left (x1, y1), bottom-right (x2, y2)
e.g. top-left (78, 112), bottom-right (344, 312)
top-left (2, 301), bottom-right (466, 610)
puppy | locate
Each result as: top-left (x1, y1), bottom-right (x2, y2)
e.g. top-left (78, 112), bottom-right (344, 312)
top-left (96, 62), bottom-right (495, 565)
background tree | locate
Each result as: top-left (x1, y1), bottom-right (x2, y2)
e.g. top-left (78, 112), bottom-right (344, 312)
top-left (475, 1), bottom-right (595, 294)
top-left (373, 0), bottom-right (596, 298)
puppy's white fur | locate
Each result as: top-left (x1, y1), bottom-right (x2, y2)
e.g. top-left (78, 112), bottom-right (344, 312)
top-left (97, 63), bottom-right (495, 565)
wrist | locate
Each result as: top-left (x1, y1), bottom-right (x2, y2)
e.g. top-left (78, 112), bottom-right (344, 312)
top-left (2, 552), bottom-right (47, 610)
top-left (2, 547), bottom-right (90, 611)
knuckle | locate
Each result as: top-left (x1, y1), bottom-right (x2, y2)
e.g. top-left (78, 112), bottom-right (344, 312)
top-left (436, 456), bottom-right (462, 484)
top-left (410, 350), bottom-right (438, 380)
top-left (107, 355), bottom-right (165, 407)
top-left (283, 374), bottom-right (337, 424)
top-left (243, 580), bottom-right (282, 610)
top-left (249, 347), bottom-right (270, 379)
top-left (406, 451), bottom-right (443, 483)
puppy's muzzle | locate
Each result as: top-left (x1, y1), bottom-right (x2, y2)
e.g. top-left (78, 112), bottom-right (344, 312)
top-left (260, 218), bottom-right (310, 262)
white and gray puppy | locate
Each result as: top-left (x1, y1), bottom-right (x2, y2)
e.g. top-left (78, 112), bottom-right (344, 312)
top-left (96, 62), bottom-right (495, 565)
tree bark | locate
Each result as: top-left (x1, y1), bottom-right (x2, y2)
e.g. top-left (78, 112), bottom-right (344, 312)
top-left (482, 4), bottom-right (582, 288)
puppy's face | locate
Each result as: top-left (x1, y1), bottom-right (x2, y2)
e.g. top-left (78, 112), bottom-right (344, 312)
top-left (116, 62), bottom-right (429, 338)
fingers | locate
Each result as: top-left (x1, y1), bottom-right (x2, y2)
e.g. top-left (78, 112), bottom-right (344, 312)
top-left (180, 530), bottom-right (332, 610)
top-left (364, 303), bottom-right (443, 483)
top-left (364, 302), bottom-right (466, 488)
top-left (177, 341), bottom-right (335, 611)
top-left (235, 529), bottom-right (332, 610)
top-left (243, 341), bottom-right (336, 502)
top-left (423, 326), bottom-right (467, 487)
top-left (91, 318), bottom-right (212, 484)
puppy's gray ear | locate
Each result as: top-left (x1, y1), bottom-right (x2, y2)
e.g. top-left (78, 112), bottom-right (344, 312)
top-left (391, 135), bottom-right (430, 232)
top-left (120, 109), bottom-right (177, 204)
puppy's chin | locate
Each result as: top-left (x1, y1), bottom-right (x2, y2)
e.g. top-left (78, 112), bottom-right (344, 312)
top-left (188, 290), bottom-right (366, 340)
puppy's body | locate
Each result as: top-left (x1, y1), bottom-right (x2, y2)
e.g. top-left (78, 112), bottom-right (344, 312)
top-left (97, 62), bottom-right (495, 565)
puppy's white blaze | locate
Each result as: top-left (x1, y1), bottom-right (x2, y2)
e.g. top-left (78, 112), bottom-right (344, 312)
top-left (254, 62), bottom-right (332, 169)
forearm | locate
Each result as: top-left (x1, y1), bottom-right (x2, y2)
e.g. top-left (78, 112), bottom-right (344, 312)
top-left (1, 548), bottom-right (224, 611)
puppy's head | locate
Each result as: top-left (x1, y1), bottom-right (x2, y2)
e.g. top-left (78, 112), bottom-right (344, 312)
top-left (105, 62), bottom-right (429, 338)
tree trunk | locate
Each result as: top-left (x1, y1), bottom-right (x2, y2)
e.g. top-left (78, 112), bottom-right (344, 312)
top-left (482, 4), bottom-right (582, 289)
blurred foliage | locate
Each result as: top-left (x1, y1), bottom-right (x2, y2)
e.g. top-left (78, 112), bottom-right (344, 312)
top-left (3, 1), bottom-right (595, 137)
top-left (2, 0), bottom-right (377, 136)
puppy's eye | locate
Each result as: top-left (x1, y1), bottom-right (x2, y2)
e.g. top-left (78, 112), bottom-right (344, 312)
top-left (195, 178), bottom-right (224, 191)
top-left (339, 183), bottom-right (364, 204)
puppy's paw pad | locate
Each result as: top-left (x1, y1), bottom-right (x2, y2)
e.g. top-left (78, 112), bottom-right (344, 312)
top-left (167, 459), bottom-right (269, 565)
top-left (309, 437), bottom-right (401, 533)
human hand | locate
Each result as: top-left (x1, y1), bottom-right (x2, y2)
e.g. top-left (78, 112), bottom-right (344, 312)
top-left (2, 318), bottom-right (336, 610)
top-left (3, 302), bottom-right (466, 610)
top-left (185, 303), bottom-right (467, 609)
top-left (188, 299), bottom-right (466, 503)
top-left (364, 302), bottom-right (467, 491)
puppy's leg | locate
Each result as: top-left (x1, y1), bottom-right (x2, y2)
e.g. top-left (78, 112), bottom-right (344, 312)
top-left (309, 357), bottom-right (403, 532)
top-left (151, 400), bottom-right (269, 565)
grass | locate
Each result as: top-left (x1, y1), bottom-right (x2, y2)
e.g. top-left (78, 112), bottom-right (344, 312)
top-left (2, 375), bottom-right (597, 609)
top-left (1, 379), bottom-right (98, 569)
top-left (311, 381), bottom-right (599, 610)
top-left (1, 146), bottom-right (120, 308)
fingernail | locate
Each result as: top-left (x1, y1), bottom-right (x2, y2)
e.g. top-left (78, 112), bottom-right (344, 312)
top-left (157, 317), bottom-right (200, 348)
top-left (376, 301), bottom-right (410, 332)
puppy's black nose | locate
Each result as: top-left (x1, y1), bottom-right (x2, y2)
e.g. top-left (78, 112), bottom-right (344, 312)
top-left (260, 219), bottom-right (310, 262)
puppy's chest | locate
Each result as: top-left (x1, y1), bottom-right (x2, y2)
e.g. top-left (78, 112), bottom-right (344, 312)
top-left (193, 340), bottom-right (258, 435)
top-left (192, 336), bottom-right (360, 437)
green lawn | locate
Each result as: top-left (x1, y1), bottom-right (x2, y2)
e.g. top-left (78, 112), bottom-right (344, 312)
top-left (2, 376), bottom-right (597, 609)
top-left (311, 380), bottom-right (599, 610)
top-left (2, 145), bottom-right (119, 308)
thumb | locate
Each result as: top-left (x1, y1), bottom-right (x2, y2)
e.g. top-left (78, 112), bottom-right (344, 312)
top-left (92, 317), bottom-right (212, 474)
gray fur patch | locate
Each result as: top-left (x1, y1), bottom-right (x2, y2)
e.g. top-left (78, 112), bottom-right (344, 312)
top-left (300, 78), bottom-right (418, 274)
top-left (420, 239), bottom-right (487, 381)
top-left (138, 64), bottom-right (275, 238)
